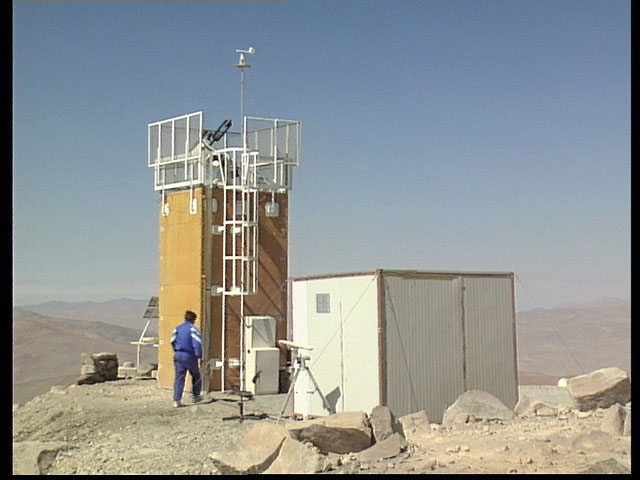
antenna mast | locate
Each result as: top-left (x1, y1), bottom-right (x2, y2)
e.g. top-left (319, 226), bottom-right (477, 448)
top-left (235, 47), bottom-right (255, 149)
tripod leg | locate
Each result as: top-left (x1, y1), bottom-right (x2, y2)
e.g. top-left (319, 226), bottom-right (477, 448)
top-left (277, 366), bottom-right (301, 423)
top-left (305, 367), bottom-right (335, 415)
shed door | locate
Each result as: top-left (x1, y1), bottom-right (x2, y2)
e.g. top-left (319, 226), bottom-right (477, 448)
top-left (462, 276), bottom-right (518, 409)
top-left (383, 275), bottom-right (465, 421)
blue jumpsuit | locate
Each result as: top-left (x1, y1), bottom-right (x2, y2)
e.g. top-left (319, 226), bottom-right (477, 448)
top-left (171, 321), bottom-right (203, 402)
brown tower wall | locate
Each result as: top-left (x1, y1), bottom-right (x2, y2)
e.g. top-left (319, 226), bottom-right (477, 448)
top-left (157, 187), bottom-right (289, 393)
top-left (157, 188), bottom-right (204, 390)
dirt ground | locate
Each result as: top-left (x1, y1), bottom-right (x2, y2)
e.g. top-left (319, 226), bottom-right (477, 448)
top-left (12, 379), bottom-right (631, 474)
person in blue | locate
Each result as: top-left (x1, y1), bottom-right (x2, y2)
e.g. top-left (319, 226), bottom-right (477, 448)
top-left (171, 310), bottom-right (203, 407)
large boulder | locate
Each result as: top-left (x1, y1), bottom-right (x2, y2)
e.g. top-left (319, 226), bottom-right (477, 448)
top-left (208, 421), bottom-right (288, 474)
top-left (566, 367), bottom-right (631, 411)
top-left (287, 411), bottom-right (372, 455)
top-left (442, 390), bottom-right (514, 426)
top-left (263, 436), bottom-right (328, 474)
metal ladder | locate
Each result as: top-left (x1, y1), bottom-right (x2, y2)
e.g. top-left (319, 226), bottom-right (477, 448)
top-left (218, 148), bottom-right (259, 391)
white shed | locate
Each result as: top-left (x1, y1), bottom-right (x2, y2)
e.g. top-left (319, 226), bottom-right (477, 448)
top-left (288, 269), bottom-right (518, 423)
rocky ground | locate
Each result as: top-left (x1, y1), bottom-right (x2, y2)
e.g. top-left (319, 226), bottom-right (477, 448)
top-left (13, 379), bottom-right (631, 475)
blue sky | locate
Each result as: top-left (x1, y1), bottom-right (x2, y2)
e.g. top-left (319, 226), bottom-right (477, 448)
top-left (12, 0), bottom-right (630, 311)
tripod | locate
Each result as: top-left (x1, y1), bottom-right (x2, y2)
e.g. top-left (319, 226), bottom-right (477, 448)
top-left (277, 350), bottom-right (334, 423)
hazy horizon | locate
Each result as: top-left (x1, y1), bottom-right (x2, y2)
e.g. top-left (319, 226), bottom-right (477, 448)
top-left (13, 294), bottom-right (631, 315)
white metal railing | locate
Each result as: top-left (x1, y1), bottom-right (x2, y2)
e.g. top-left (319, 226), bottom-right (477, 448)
top-left (149, 113), bottom-right (300, 194)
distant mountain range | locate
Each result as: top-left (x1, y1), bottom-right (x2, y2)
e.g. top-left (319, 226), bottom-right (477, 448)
top-left (516, 297), bottom-right (630, 381)
top-left (12, 307), bottom-right (157, 405)
top-left (16, 298), bottom-right (156, 334)
top-left (12, 297), bottom-right (630, 404)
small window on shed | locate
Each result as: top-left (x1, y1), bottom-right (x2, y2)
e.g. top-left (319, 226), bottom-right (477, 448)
top-left (316, 293), bottom-right (331, 313)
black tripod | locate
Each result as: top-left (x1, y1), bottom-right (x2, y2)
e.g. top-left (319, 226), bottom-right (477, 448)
top-left (221, 390), bottom-right (267, 423)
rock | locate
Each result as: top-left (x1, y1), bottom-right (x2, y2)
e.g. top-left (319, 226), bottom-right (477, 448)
top-left (77, 374), bottom-right (104, 385)
top-left (442, 390), bottom-right (514, 426)
top-left (137, 363), bottom-right (157, 376)
top-left (370, 405), bottom-right (394, 442)
top-left (93, 352), bottom-right (118, 362)
top-left (263, 436), bottom-right (328, 474)
top-left (557, 378), bottom-right (568, 387)
top-left (324, 452), bottom-right (342, 470)
top-left (570, 430), bottom-right (614, 451)
top-left (600, 404), bottom-right (625, 435)
top-left (288, 412), bottom-right (373, 455)
top-left (396, 410), bottom-right (431, 448)
top-left (324, 411), bottom-right (371, 431)
top-left (78, 352), bottom-right (119, 383)
top-left (575, 410), bottom-right (592, 419)
top-left (81, 364), bottom-right (98, 375)
top-left (13, 441), bottom-right (70, 475)
top-left (579, 457), bottom-right (630, 474)
top-left (49, 385), bottom-right (67, 394)
top-left (566, 367), bottom-right (631, 411)
top-left (288, 423), bottom-right (372, 455)
top-left (354, 433), bottom-right (407, 464)
top-left (516, 397), bottom-right (557, 417)
top-left (208, 421), bottom-right (288, 474)
top-left (118, 366), bottom-right (138, 378)
top-left (398, 410), bottom-right (429, 434)
top-left (531, 402), bottom-right (557, 417)
top-left (623, 407), bottom-right (631, 436)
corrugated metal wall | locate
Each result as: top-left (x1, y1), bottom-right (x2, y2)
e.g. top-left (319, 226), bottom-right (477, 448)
top-left (383, 271), bottom-right (517, 422)
top-left (383, 273), bottom-right (466, 422)
top-left (462, 275), bottom-right (518, 409)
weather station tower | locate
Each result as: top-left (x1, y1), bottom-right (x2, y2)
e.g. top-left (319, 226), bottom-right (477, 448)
top-left (147, 47), bottom-right (301, 395)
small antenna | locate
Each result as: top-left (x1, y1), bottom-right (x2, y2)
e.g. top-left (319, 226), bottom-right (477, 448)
top-left (235, 47), bottom-right (255, 149)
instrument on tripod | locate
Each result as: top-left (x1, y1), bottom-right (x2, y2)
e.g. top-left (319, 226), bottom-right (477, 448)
top-left (276, 340), bottom-right (335, 423)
